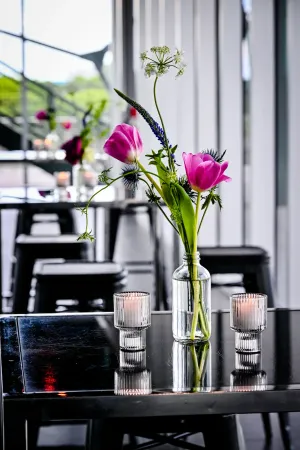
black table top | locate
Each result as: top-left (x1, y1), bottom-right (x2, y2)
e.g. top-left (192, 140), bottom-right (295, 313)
top-left (0, 310), bottom-right (299, 419)
top-left (0, 187), bottom-right (151, 209)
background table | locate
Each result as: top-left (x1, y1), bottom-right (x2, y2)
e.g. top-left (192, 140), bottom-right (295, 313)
top-left (0, 187), bottom-right (171, 310)
top-left (0, 309), bottom-right (296, 449)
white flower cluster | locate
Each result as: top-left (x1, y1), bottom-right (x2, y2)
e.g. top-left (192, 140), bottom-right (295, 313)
top-left (140, 46), bottom-right (186, 78)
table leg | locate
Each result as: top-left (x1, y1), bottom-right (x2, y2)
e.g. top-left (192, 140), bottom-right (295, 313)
top-left (278, 412), bottom-right (293, 450)
top-left (151, 207), bottom-right (161, 310)
top-left (104, 208), bottom-right (122, 261)
top-left (94, 207), bottom-right (97, 262)
top-left (203, 415), bottom-right (244, 450)
top-left (150, 207), bottom-right (168, 311)
top-left (0, 210), bottom-right (2, 312)
top-left (4, 412), bottom-right (26, 450)
top-left (86, 419), bottom-right (124, 450)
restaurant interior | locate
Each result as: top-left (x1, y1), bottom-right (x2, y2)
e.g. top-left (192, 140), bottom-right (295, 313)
top-left (0, 0), bottom-right (299, 449)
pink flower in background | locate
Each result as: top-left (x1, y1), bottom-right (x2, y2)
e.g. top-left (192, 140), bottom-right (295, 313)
top-left (104, 124), bottom-right (143, 163)
top-left (183, 152), bottom-right (231, 192)
top-left (62, 121), bottom-right (72, 130)
top-left (129, 107), bottom-right (137, 118)
top-left (35, 110), bottom-right (48, 121)
top-left (62, 136), bottom-right (83, 165)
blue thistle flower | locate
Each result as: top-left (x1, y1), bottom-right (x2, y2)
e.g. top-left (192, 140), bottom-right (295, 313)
top-left (114, 89), bottom-right (171, 148)
top-left (122, 165), bottom-right (140, 191)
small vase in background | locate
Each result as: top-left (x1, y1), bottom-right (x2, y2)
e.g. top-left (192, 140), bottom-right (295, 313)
top-left (172, 341), bottom-right (211, 393)
top-left (44, 131), bottom-right (60, 158)
top-left (172, 252), bottom-right (211, 343)
top-left (72, 162), bottom-right (97, 198)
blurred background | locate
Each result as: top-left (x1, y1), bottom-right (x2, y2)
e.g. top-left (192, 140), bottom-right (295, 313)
top-left (1, 1), bottom-right (300, 449)
top-left (0, 0), bottom-right (299, 307)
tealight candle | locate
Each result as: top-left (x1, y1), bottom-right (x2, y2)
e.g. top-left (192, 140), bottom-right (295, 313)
top-left (83, 170), bottom-right (97, 188)
top-left (114, 292), bottom-right (151, 350)
top-left (55, 171), bottom-right (70, 188)
top-left (114, 369), bottom-right (152, 396)
top-left (230, 293), bottom-right (267, 353)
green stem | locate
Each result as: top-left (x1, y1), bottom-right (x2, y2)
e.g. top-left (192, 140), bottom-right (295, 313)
top-left (190, 194), bottom-right (201, 340)
top-left (191, 345), bottom-right (201, 391)
top-left (197, 195), bottom-right (212, 234)
top-left (191, 342), bottom-right (210, 392)
top-left (137, 161), bottom-right (164, 198)
top-left (194, 193), bottom-right (201, 253)
top-left (153, 76), bottom-right (174, 171)
top-left (139, 178), bottom-right (179, 234)
top-left (82, 170), bottom-right (138, 236)
top-left (190, 194), bottom-right (210, 341)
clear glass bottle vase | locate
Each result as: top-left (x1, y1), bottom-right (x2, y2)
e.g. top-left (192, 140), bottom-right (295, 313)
top-left (172, 252), bottom-right (211, 343)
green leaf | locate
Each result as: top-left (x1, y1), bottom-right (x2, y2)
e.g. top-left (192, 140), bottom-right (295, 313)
top-left (170, 183), bottom-right (195, 252)
top-left (93, 99), bottom-right (107, 121)
top-left (99, 127), bottom-right (109, 138)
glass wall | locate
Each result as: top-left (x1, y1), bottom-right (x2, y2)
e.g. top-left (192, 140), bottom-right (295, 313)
top-left (0, 0), bottom-right (112, 151)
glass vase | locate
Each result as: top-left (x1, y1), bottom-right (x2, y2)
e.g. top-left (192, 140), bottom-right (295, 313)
top-left (72, 163), bottom-right (85, 196)
top-left (44, 130), bottom-right (60, 158)
top-left (172, 341), bottom-right (211, 393)
top-left (72, 162), bottom-right (97, 198)
top-left (172, 252), bottom-right (211, 343)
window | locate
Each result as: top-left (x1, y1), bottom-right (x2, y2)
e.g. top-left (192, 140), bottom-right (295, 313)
top-left (0, 0), bottom-right (112, 150)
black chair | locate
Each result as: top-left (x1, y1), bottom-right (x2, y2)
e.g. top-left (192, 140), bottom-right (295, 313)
top-left (105, 206), bottom-right (168, 309)
top-left (199, 245), bottom-right (292, 450)
top-left (34, 261), bottom-right (127, 313)
top-left (88, 415), bottom-right (244, 450)
top-left (199, 246), bottom-right (274, 307)
top-left (105, 206), bottom-right (154, 261)
top-left (12, 235), bottom-right (91, 313)
top-left (10, 209), bottom-right (77, 296)
top-left (15, 209), bottom-right (76, 236)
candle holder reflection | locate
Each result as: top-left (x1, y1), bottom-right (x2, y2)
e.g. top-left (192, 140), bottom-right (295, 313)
top-left (119, 349), bottom-right (146, 370)
top-left (82, 169), bottom-right (97, 188)
top-left (172, 341), bottom-right (211, 393)
top-left (55, 171), bottom-right (71, 188)
top-left (230, 293), bottom-right (267, 353)
top-left (114, 349), bottom-right (152, 396)
top-left (54, 171), bottom-right (71, 201)
top-left (230, 351), bottom-right (267, 392)
top-left (114, 292), bottom-right (151, 351)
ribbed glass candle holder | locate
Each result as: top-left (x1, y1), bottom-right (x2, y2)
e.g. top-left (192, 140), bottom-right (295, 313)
top-left (114, 292), bottom-right (151, 350)
top-left (114, 369), bottom-right (152, 396)
top-left (230, 350), bottom-right (267, 391)
top-left (230, 370), bottom-right (267, 392)
top-left (119, 349), bottom-right (146, 370)
top-left (235, 351), bottom-right (262, 372)
top-left (230, 293), bottom-right (267, 353)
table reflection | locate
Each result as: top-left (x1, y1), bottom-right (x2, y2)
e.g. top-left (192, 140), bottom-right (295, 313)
top-left (172, 341), bottom-right (211, 393)
top-left (230, 352), bottom-right (267, 391)
top-left (114, 350), bottom-right (152, 396)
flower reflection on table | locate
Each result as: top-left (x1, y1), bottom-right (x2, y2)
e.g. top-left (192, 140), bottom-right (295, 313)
top-left (172, 341), bottom-right (211, 393)
top-left (114, 350), bottom-right (152, 396)
top-left (230, 352), bottom-right (267, 392)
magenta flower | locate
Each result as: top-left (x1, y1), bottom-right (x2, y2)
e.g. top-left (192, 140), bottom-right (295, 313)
top-left (183, 152), bottom-right (231, 192)
top-left (62, 136), bottom-right (83, 165)
top-left (104, 124), bottom-right (143, 163)
top-left (62, 121), bottom-right (72, 130)
top-left (35, 110), bottom-right (49, 121)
